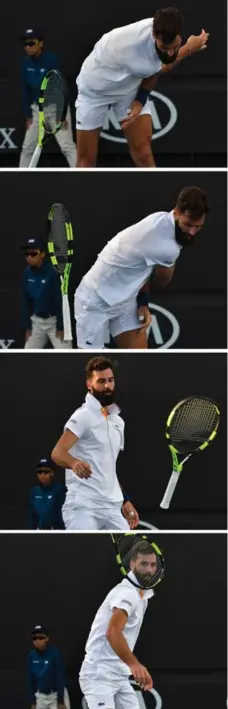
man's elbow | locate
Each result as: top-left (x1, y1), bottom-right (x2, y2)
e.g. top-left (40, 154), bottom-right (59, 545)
top-left (51, 445), bottom-right (60, 465)
top-left (106, 625), bottom-right (115, 642)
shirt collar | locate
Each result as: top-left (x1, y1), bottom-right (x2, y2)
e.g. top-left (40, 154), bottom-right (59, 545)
top-left (126, 570), bottom-right (154, 599)
top-left (85, 392), bottom-right (121, 416)
top-left (169, 209), bottom-right (175, 226)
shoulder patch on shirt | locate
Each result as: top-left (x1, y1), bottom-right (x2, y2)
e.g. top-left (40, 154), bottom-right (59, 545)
top-left (120, 599), bottom-right (133, 607)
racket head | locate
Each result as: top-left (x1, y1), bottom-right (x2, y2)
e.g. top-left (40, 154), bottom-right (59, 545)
top-left (166, 395), bottom-right (220, 456)
top-left (47, 202), bottom-right (74, 284)
top-left (111, 533), bottom-right (165, 590)
top-left (39, 70), bottom-right (68, 137)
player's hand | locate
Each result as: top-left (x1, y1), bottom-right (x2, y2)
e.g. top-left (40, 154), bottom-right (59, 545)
top-left (58, 704), bottom-right (66, 709)
top-left (62, 120), bottom-right (68, 130)
top-left (71, 459), bottom-right (92, 478)
top-left (25, 329), bottom-right (32, 342)
top-left (120, 101), bottom-right (143, 130)
top-left (26, 118), bottom-right (33, 129)
top-left (137, 306), bottom-right (152, 329)
top-left (129, 661), bottom-right (153, 691)
top-left (186, 29), bottom-right (209, 54)
top-left (56, 330), bottom-right (64, 342)
top-left (122, 501), bottom-right (139, 529)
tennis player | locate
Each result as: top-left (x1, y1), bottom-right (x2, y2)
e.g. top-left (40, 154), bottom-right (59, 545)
top-left (79, 539), bottom-right (156, 709)
top-left (28, 625), bottom-right (70, 709)
top-left (76, 8), bottom-right (209, 167)
top-left (51, 357), bottom-right (139, 530)
top-left (75, 186), bottom-right (210, 349)
top-left (21, 237), bottom-right (69, 349)
top-left (28, 458), bottom-right (66, 530)
top-left (19, 28), bottom-right (76, 168)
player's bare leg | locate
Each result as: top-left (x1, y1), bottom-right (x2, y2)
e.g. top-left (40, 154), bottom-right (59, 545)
top-left (115, 327), bottom-right (148, 349)
top-left (124, 114), bottom-right (156, 167)
top-left (76, 128), bottom-right (101, 167)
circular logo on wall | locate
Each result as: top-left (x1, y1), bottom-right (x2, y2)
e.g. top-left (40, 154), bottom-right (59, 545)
top-left (148, 303), bottom-right (180, 349)
top-left (100, 91), bottom-right (177, 143)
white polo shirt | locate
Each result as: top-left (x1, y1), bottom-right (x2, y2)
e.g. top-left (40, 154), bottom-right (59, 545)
top-left (64, 393), bottom-right (124, 506)
top-left (80, 571), bottom-right (154, 678)
top-left (77, 19), bottom-right (162, 98)
top-left (79, 210), bottom-right (181, 306)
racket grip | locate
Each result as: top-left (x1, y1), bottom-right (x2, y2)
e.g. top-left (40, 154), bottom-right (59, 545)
top-left (62, 293), bottom-right (72, 341)
top-left (160, 470), bottom-right (180, 509)
top-left (28, 145), bottom-right (42, 168)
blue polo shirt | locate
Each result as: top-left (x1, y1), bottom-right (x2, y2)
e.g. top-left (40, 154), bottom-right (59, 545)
top-left (22, 259), bottom-right (63, 330)
top-left (22, 51), bottom-right (60, 117)
top-left (28, 645), bottom-right (65, 702)
top-left (28, 481), bottom-right (66, 529)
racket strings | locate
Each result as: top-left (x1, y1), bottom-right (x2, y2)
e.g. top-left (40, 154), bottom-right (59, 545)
top-left (116, 535), bottom-right (164, 589)
top-left (48, 206), bottom-right (69, 274)
top-left (43, 73), bottom-right (66, 131)
top-left (169, 398), bottom-right (219, 445)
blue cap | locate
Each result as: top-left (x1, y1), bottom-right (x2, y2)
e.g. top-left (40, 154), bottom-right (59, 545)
top-left (22, 28), bottom-right (44, 41)
top-left (36, 458), bottom-right (53, 472)
top-left (21, 237), bottom-right (46, 252)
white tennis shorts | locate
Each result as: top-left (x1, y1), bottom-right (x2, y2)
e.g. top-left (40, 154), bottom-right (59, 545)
top-left (74, 288), bottom-right (142, 348)
top-left (62, 497), bottom-right (129, 530)
top-left (80, 673), bottom-right (139, 709)
top-left (76, 89), bottom-right (152, 131)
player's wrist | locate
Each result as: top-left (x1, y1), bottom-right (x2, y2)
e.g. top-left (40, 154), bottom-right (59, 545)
top-left (135, 87), bottom-right (150, 106)
top-left (182, 42), bottom-right (195, 57)
top-left (137, 291), bottom-right (149, 308)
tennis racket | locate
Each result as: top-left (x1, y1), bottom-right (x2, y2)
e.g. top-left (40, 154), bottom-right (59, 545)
top-left (28, 69), bottom-right (68, 168)
top-left (111, 533), bottom-right (165, 590)
top-left (47, 203), bottom-right (74, 342)
top-left (160, 395), bottom-right (220, 509)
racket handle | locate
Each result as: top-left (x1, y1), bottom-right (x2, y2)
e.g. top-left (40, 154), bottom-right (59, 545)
top-left (160, 470), bottom-right (180, 509)
top-left (62, 293), bottom-right (72, 341)
top-left (28, 145), bottom-right (42, 168)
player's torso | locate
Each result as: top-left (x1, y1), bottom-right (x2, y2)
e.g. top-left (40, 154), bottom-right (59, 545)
top-left (65, 409), bottom-right (124, 501)
top-left (81, 211), bottom-right (177, 306)
top-left (82, 584), bottom-right (147, 675)
top-left (77, 19), bottom-right (162, 96)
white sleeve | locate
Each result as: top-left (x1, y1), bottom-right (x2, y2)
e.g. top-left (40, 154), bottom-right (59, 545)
top-left (110, 587), bottom-right (137, 617)
top-left (64, 409), bottom-right (89, 439)
top-left (144, 238), bottom-right (178, 267)
top-left (140, 216), bottom-right (180, 267)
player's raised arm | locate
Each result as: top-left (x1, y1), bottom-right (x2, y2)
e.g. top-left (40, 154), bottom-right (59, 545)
top-left (161, 28), bottom-right (209, 73)
top-left (51, 430), bottom-right (91, 478)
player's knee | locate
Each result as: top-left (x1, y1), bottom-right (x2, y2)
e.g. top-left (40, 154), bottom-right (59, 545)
top-left (131, 140), bottom-right (153, 165)
top-left (76, 152), bottom-right (96, 167)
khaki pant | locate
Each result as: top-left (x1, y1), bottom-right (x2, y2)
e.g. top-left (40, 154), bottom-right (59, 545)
top-left (19, 104), bottom-right (76, 167)
top-left (35, 687), bottom-right (70, 708)
top-left (25, 315), bottom-right (72, 349)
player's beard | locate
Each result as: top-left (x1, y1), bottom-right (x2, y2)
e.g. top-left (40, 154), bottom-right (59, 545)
top-left (174, 220), bottom-right (195, 247)
top-left (91, 387), bottom-right (116, 407)
top-left (155, 44), bottom-right (180, 64)
top-left (133, 567), bottom-right (155, 588)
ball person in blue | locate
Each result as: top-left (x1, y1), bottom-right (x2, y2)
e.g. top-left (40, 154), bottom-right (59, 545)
top-left (28, 625), bottom-right (70, 709)
top-left (28, 458), bottom-right (66, 529)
